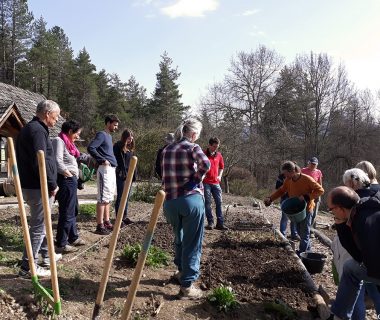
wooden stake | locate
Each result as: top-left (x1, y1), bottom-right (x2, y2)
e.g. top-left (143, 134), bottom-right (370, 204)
top-left (37, 150), bottom-right (60, 305)
top-left (92, 157), bottom-right (137, 320)
top-left (121, 190), bottom-right (165, 320)
top-left (7, 138), bottom-right (37, 276)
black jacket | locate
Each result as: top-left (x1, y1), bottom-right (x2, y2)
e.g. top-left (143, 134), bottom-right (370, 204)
top-left (16, 117), bottom-right (57, 191)
top-left (155, 145), bottom-right (167, 179)
top-left (113, 141), bottom-right (136, 181)
top-left (352, 190), bottom-right (380, 279)
top-left (337, 188), bottom-right (380, 280)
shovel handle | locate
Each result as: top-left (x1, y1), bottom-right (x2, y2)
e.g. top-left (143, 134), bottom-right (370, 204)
top-left (121, 190), bottom-right (165, 320)
top-left (7, 138), bottom-right (37, 277)
top-left (37, 150), bottom-right (60, 304)
top-left (92, 156), bottom-right (137, 320)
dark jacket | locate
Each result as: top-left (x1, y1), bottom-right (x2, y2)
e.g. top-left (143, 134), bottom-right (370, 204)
top-left (16, 117), bottom-right (57, 191)
top-left (275, 173), bottom-right (288, 203)
top-left (155, 145), bottom-right (167, 179)
top-left (113, 141), bottom-right (136, 181)
top-left (352, 190), bottom-right (380, 279)
top-left (337, 188), bottom-right (380, 279)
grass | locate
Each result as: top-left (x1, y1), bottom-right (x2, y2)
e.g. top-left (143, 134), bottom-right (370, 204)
top-left (122, 244), bottom-right (170, 268)
top-left (0, 224), bottom-right (24, 251)
top-left (79, 203), bottom-right (96, 216)
top-left (208, 285), bottom-right (238, 312)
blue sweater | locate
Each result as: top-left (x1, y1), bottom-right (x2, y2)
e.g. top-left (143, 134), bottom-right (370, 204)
top-left (87, 131), bottom-right (117, 167)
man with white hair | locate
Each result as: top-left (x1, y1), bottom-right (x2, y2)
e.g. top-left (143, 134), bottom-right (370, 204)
top-left (16, 100), bottom-right (61, 278)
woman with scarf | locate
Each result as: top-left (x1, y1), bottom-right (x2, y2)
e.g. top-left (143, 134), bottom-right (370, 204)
top-left (52, 120), bottom-right (86, 253)
top-left (113, 128), bottom-right (136, 227)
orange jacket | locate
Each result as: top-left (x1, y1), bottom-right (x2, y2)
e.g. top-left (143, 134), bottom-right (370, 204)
top-left (270, 173), bottom-right (324, 212)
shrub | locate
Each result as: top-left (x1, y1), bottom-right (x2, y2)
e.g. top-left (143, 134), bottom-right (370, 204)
top-left (122, 244), bottom-right (170, 268)
top-left (208, 285), bottom-right (238, 312)
top-left (79, 203), bottom-right (96, 216)
top-left (130, 183), bottom-right (162, 203)
top-left (0, 225), bottom-right (23, 250)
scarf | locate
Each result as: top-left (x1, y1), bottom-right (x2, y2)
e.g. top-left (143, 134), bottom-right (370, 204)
top-left (59, 132), bottom-right (80, 158)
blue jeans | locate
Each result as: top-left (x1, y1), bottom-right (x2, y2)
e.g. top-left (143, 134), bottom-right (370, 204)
top-left (204, 183), bottom-right (223, 226)
top-left (114, 176), bottom-right (132, 220)
top-left (296, 212), bottom-right (312, 253)
top-left (56, 175), bottom-right (79, 247)
top-left (280, 211), bottom-right (298, 237)
top-left (310, 199), bottom-right (320, 227)
top-left (21, 189), bottom-right (53, 271)
top-left (332, 258), bottom-right (380, 319)
top-left (163, 193), bottom-right (205, 288)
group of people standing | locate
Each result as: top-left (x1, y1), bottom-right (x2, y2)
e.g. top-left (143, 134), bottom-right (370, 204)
top-left (15, 102), bottom-right (227, 301)
top-left (17, 101), bottom-right (136, 277)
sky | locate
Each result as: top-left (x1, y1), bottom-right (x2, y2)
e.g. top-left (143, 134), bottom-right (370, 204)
top-left (27, 0), bottom-right (380, 108)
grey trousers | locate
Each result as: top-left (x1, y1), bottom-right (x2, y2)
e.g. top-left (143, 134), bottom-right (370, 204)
top-left (21, 189), bottom-right (53, 271)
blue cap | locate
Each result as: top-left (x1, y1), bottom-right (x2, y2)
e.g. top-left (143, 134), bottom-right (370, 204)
top-left (309, 157), bottom-right (318, 164)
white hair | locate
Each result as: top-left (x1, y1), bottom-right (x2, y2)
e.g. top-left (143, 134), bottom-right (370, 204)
top-left (36, 100), bottom-right (60, 117)
top-left (343, 168), bottom-right (370, 190)
top-left (174, 118), bottom-right (202, 142)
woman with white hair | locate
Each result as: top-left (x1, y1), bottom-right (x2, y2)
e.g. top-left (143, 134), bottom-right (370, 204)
top-left (355, 160), bottom-right (380, 192)
top-left (161, 119), bottom-right (210, 300)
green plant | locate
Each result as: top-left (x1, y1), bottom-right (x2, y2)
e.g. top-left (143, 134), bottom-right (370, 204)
top-left (122, 244), bottom-right (170, 268)
top-left (130, 183), bottom-right (162, 203)
top-left (0, 224), bottom-right (23, 250)
top-left (79, 203), bottom-right (96, 216)
top-left (208, 285), bottom-right (238, 312)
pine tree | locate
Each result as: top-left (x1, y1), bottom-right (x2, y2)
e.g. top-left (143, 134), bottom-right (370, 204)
top-left (149, 52), bottom-right (188, 127)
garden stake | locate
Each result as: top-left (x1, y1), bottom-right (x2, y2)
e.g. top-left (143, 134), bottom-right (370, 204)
top-left (7, 138), bottom-right (61, 314)
top-left (37, 150), bottom-right (62, 315)
top-left (121, 190), bottom-right (165, 320)
top-left (92, 156), bottom-right (137, 320)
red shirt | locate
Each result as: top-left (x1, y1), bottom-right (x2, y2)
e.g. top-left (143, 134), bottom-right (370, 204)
top-left (301, 167), bottom-right (323, 184)
top-left (203, 151), bottom-right (224, 184)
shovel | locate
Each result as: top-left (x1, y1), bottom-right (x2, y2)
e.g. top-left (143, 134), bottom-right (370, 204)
top-left (7, 138), bottom-right (61, 314)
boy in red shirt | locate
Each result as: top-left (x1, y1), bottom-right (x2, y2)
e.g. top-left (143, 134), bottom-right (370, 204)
top-left (203, 137), bottom-right (227, 230)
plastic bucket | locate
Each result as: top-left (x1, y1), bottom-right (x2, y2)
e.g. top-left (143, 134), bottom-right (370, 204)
top-left (281, 197), bottom-right (307, 223)
top-left (300, 252), bottom-right (327, 274)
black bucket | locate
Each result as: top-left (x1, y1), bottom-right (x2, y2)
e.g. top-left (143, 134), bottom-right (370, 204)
top-left (300, 252), bottom-right (327, 274)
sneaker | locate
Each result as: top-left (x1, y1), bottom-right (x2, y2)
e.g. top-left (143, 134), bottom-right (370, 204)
top-left (40, 253), bottom-right (63, 267)
top-left (215, 224), bottom-right (229, 230)
top-left (19, 266), bottom-right (51, 278)
top-left (70, 238), bottom-right (86, 246)
top-left (103, 220), bottom-right (114, 231)
top-left (205, 223), bottom-right (214, 230)
top-left (95, 226), bottom-right (110, 235)
top-left (121, 218), bottom-right (134, 228)
top-left (56, 244), bottom-right (78, 254)
top-left (178, 284), bottom-right (203, 300)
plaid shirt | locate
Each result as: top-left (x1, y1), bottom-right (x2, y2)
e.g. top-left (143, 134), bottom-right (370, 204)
top-left (162, 138), bottom-right (210, 200)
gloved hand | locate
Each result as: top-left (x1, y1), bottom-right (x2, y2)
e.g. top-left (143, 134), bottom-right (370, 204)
top-left (264, 197), bottom-right (272, 207)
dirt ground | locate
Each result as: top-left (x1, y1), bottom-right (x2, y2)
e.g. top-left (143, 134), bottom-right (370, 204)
top-left (0, 187), bottom-right (359, 319)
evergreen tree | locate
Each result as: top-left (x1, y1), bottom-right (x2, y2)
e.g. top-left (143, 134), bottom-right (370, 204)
top-left (9, 0), bottom-right (33, 85)
top-left (69, 48), bottom-right (98, 136)
top-left (125, 75), bottom-right (148, 124)
top-left (149, 52), bottom-right (188, 127)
